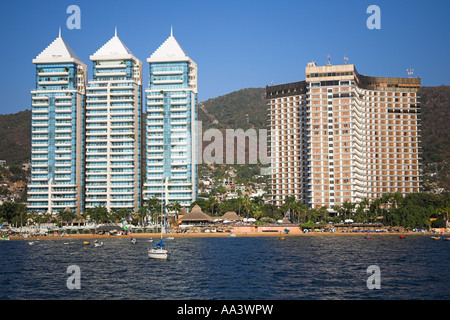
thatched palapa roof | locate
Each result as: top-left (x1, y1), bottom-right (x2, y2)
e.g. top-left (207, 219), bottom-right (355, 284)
top-left (221, 211), bottom-right (243, 221)
top-left (178, 205), bottom-right (213, 222)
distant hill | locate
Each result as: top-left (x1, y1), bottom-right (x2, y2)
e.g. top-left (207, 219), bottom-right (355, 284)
top-left (419, 86), bottom-right (450, 163)
top-left (1, 85), bottom-right (449, 189)
top-left (198, 88), bottom-right (267, 130)
top-left (0, 110), bottom-right (31, 166)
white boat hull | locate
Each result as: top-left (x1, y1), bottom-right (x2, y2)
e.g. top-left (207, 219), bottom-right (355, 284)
top-left (148, 248), bottom-right (169, 259)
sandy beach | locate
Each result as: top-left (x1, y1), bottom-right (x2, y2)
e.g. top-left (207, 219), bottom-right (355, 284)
top-left (8, 230), bottom-right (442, 241)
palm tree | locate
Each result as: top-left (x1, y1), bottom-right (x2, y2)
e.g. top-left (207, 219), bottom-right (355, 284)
top-left (236, 195), bottom-right (244, 216)
top-left (316, 206), bottom-right (329, 223)
top-left (242, 195), bottom-right (251, 218)
top-left (207, 196), bottom-right (219, 216)
top-left (170, 201), bottom-right (182, 221)
top-left (57, 208), bottom-right (77, 227)
top-left (87, 206), bottom-right (109, 224)
top-left (143, 196), bottom-right (161, 226)
top-left (355, 198), bottom-right (370, 223)
top-left (136, 206), bottom-right (148, 227)
top-left (297, 201), bottom-right (309, 223)
top-left (111, 208), bottom-right (130, 223)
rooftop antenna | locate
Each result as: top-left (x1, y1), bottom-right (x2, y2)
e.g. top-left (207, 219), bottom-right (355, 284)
top-left (170, 26), bottom-right (173, 37)
top-left (327, 55), bottom-right (331, 65)
top-left (344, 56), bottom-right (348, 64)
top-left (407, 67), bottom-right (414, 78)
top-left (115, 26), bottom-right (117, 37)
top-left (58, 27), bottom-right (61, 38)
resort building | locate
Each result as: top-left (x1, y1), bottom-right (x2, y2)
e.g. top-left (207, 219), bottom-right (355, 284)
top-left (28, 29), bottom-right (87, 214)
top-left (267, 81), bottom-right (309, 206)
top-left (85, 29), bottom-right (142, 213)
top-left (267, 62), bottom-right (421, 209)
top-left (143, 29), bottom-right (198, 207)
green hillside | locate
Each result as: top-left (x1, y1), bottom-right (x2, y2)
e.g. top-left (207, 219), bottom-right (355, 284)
top-left (0, 110), bottom-right (31, 166)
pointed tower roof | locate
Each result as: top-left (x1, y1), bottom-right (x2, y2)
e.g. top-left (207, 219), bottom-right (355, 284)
top-left (147, 28), bottom-right (192, 63)
top-left (90, 28), bottom-right (138, 61)
top-left (33, 29), bottom-right (83, 65)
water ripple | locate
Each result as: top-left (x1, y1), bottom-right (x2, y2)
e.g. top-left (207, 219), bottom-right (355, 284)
top-left (0, 235), bottom-right (449, 299)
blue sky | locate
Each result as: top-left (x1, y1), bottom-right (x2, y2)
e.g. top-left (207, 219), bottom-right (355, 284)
top-left (0, 0), bottom-right (449, 114)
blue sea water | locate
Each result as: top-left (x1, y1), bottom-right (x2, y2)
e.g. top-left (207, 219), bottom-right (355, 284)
top-left (0, 235), bottom-right (449, 300)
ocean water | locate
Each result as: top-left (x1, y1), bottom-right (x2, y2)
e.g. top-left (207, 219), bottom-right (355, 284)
top-left (0, 235), bottom-right (449, 300)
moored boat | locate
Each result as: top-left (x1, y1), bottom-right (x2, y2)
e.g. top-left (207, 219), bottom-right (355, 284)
top-left (148, 177), bottom-right (170, 260)
top-left (148, 247), bottom-right (169, 259)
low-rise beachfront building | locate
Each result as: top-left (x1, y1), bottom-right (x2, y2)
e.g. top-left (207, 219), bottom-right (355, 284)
top-left (85, 29), bottom-right (142, 213)
top-left (28, 29), bottom-right (87, 215)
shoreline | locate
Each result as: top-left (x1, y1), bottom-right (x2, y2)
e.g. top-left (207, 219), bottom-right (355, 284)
top-left (8, 231), bottom-right (446, 241)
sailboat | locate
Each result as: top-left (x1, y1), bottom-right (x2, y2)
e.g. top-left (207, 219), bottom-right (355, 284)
top-left (148, 178), bottom-right (170, 260)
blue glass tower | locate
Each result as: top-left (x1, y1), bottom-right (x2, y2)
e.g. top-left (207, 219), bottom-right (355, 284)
top-left (143, 29), bottom-right (198, 208)
top-left (85, 29), bottom-right (142, 213)
top-left (28, 29), bottom-right (87, 215)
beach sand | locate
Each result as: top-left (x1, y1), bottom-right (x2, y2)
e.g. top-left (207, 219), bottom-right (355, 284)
top-left (9, 230), bottom-right (438, 241)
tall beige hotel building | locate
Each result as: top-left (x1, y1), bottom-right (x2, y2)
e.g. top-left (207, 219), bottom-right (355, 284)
top-left (267, 62), bottom-right (421, 209)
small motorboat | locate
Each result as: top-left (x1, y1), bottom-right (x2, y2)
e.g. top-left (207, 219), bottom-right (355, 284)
top-left (443, 238), bottom-right (450, 241)
top-left (229, 233), bottom-right (236, 237)
top-left (0, 236), bottom-right (10, 241)
top-left (364, 236), bottom-right (372, 239)
top-left (130, 237), bottom-right (137, 244)
top-left (95, 242), bottom-right (104, 247)
top-left (431, 236), bottom-right (441, 240)
top-left (28, 241), bottom-right (35, 245)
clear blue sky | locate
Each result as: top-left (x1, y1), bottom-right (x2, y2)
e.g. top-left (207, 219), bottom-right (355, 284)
top-left (0, 0), bottom-right (449, 114)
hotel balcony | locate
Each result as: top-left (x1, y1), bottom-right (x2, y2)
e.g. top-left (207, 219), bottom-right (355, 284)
top-left (94, 71), bottom-right (127, 77)
top-left (55, 128), bottom-right (72, 134)
top-left (153, 79), bottom-right (183, 84)
top-left (32, 115), bottom-right (49, 121)
top-left (38, 71), bottom-right (69, 77)
top-left (55, 115), bottom-right (72, 120)
top-left (152, 70), bottom-right (183, 75)
top-left (32, 101), bottom-right (50, 107)
top-left (55, 107), bottom-right (72, 113)
top-left (38, 79), bottom-right (69, 86)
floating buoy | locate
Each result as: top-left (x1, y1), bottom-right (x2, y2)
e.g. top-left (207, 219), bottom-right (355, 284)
top-left (279, 237), bottom-right (285, 240)
top-left (83, 241), bottom-right (90, 245)
top-left (399, 235), bottom-right (405, 239)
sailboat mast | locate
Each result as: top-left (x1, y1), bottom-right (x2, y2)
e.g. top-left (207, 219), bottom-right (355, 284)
top-left (164, 177), bottom-right (169, 250)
